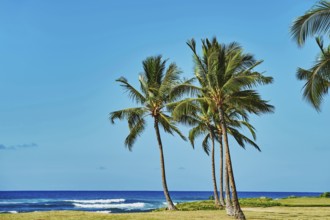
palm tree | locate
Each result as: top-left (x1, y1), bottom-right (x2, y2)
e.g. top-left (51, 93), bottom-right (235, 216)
top-left (296, 37), bottom-right (330, 111)
top-left (291, 1), bottom-right (330, 110)
top-left (174, 99), bottom-right (221, 206)
top-left (291, 0), bottom-right (330, 46)
top-left (186, 38), bottom-right (274, 219)
top-left (213, 108), bottom-right (260, 214)
top-left (173, 98), bottom-right (261, 212)
top-left (110, 55), bottom-right (187, 210)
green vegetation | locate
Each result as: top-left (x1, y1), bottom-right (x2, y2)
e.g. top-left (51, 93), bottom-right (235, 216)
top-left (279, 197), bottom-right (330, 207)
top-left (290, 1), bottom-right (330, 111)
top-left (291, 0), bottom-right (330, 46)
top-left (155, 200), bottom-right (223, 211)
top-left (321, 192), bottom-right (330, 198)
top-left (239, 197), bottom-right (281, 207)
top-left (169, 198), bottom-right (281, 211)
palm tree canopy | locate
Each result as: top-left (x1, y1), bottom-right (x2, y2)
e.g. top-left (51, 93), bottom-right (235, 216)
top-left (173, 98), bottom-right (261, 154)
top-left (291, 0), bottom-right (330, 46)
top-left (186, 37), bottom-right (274, 117)
top-left (296, 38), bottom-right (330, 111)
top-left (171, 37), bottom-right (273, 154)
top-left (110, 55), bottom-right (187, 150)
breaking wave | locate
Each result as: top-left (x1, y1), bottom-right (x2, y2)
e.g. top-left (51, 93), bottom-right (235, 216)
top-left (65, 199), bottom-right (125, 204)
top-left (73, 202), bottom-right (145, 209)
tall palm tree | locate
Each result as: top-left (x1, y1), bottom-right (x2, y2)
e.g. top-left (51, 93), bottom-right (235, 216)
top-left (291, 0), bottom-right (330, 46)
top-left (174, 98), bottom-right (260, 212)
top-left (174, 99), bottom-right (221, 206)
top-left (213, 108), bottom-right (260, 215)
top-left (291, 1), bottom-right (330, 110)
top-left (187, 38), bottom-right (274, 219)
top-left (110, 56), bottom-right (187, 210)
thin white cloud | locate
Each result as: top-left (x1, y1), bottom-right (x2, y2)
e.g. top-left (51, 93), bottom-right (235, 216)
top-left (97, 166), bottom-right (107, 171)
top-left (0, 143), bottom-right (38, 150)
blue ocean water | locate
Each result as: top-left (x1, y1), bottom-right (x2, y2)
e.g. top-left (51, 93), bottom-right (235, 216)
top-left (0, 191), bottom-right (321, 214)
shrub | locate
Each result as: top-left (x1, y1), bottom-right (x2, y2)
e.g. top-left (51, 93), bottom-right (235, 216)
top-left (239, 197), bottom-right (281, 207)
top-left (320, 192), bottom-right (330, 198)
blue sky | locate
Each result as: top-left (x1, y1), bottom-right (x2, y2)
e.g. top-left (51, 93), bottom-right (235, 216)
top-left (0, 0), bottom-right (329, 192)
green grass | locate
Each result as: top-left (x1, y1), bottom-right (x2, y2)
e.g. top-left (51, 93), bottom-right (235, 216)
top-left (1, 207), bottom-right (330, 220)
top-left (278, 197), bottom-right (330, 207)
top-left (155, 197), bottom-right (281, 211)
top-left (239, 197), bottom-right (281, 207)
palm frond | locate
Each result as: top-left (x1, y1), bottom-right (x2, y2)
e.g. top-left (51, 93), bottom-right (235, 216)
top-left (158, 113), bottom-right (187, 141)
top-left (169, 77), bottom-right (201, 101)
top-left (188, 123), bottom-right (207, 148)
top-left (291, 1), bottom-right (330, 46)
top-left (228, 127), bottom-right (260, 151)
top-left (159, 63), bottom-right (181, 99)
top-left (142, 55), bottom-right (166, 89)
top-left (109, 107), bottom-right (146, 124)
top-left (239, 120), bottom-right (257, 140)
top-left (202, 133), bottom-right (211, 155)
top-left (168, 97), bottom-right (206, 118)
top-left (230, 90), bottom-right (275, 115)
top-left (124, 117), bottom-right (146, 151)
top-left (297, 65), bottom-right (330, 111)
top-left (116, 77), bottom-right (146, 104)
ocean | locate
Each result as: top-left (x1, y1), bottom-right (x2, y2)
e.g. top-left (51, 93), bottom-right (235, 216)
top-left (0, 191), bottom-right (321, 214)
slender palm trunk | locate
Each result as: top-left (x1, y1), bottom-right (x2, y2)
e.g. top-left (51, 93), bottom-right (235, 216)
top-left (225, 162), bottom-right (233, 215)
top-left (210, 131), bottom-right (220, 206)
top-left (219, 135), bottom-right (225, 207)
top-left (219, 108), bottom-right (245, 220)
top-left (154, 118), bottom-right (176, 210)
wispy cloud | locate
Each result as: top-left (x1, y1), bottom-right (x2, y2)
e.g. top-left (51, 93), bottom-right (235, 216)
top-left (0, 143), bottom-right (38, 150)
top-left (97, 166), bottom-right (107, 171)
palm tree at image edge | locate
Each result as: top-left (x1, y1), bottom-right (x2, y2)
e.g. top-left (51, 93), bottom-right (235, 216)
top-left (291, 0), bottom-right (330, 111)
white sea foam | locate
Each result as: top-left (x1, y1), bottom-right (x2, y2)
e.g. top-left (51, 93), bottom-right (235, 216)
top-left (65, 199), bottom-right (125, 204)
top-left (162, 202), bottom-right (178, 205)
top-left (0, 211), bottom-right (18, 214)
top-left (73, 202), bottom-right (145, 209)
top-left (0, 202), bottom-right (22, 204)
top-left (95, 210), bottom-right (112, 214)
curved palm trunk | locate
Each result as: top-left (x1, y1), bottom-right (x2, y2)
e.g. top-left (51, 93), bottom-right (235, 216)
top-left (210, 131), bottom-right (220, 206)
top-left (219, 135), bottom-right (225, 207)
top-left (154, 118), bottom-right (177, 210)
top-left (225, 162), bottom-right (234, 215)
top-left (219, 108), bottom-right (245, 220)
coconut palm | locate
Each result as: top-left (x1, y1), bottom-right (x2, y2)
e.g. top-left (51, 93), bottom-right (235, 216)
top-left (215, 108), bottom-right (261, 214)
top-left (213, 108), bottom-right (260, 213)
top-left (173, 99), bottom-right (260, 211)
top-left (110, 55), bottom-right (187, 210)
top-left (296, 37), bottom-right (330, 111)
top-left (186, 38), bottom-right (274, 219)
top-left (173, 99), bottom-right (221, 206)
top-left (291, 0), bottom-right (330, 46)
top-left (291, 1), bottom-right (330, 110)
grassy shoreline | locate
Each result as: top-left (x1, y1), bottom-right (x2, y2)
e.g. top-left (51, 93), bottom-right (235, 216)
top-left (1, 197), bottom-right (330, 220)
